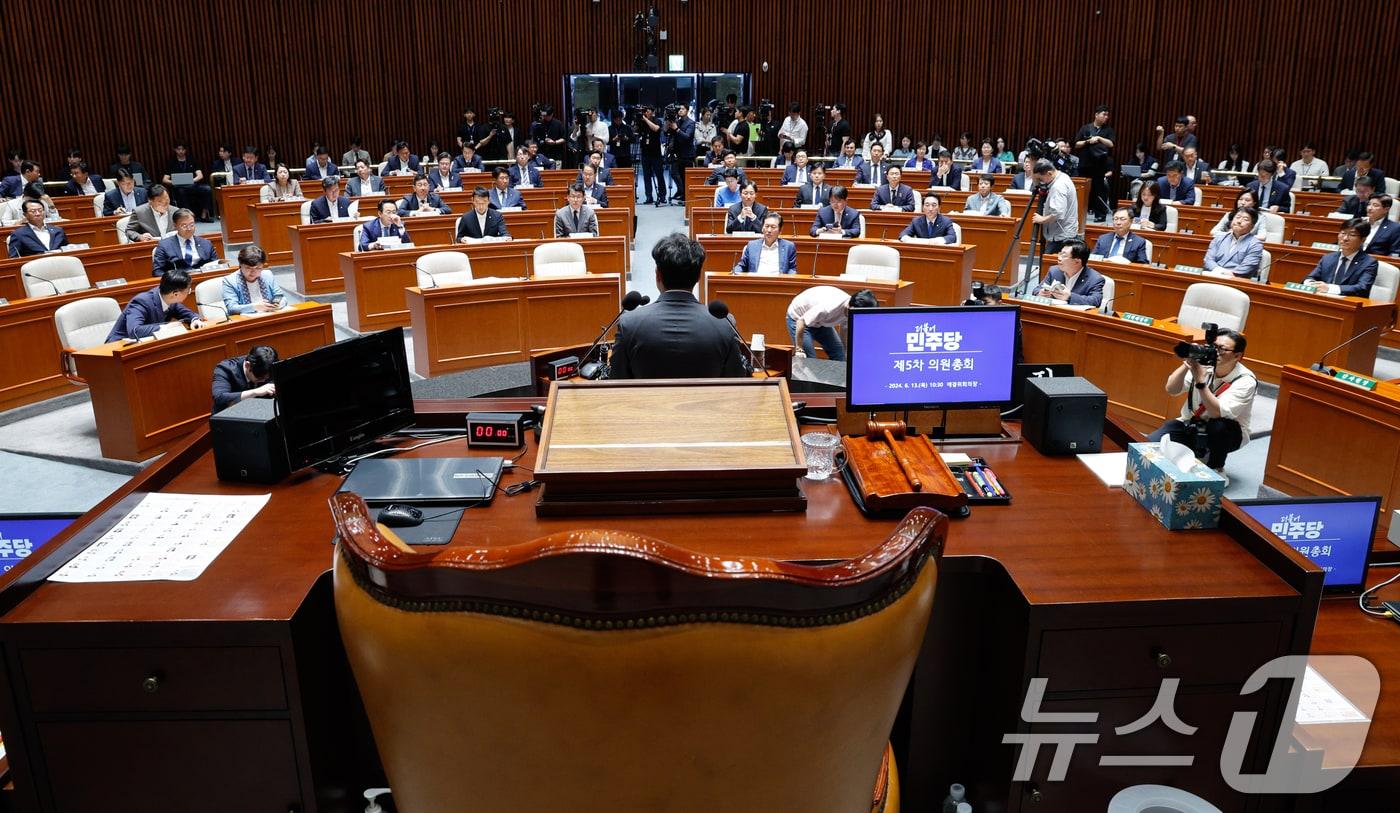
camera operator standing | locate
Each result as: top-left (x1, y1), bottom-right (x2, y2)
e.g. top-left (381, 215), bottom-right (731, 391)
top-left (530, 106), bottom-right (568, 167)
top-left (666, 104), bottom-right (696, 203)
top-left (1031, 157), bottom-right (1079, 254)
top-left (1074, 105), bottom-right (1115, 222)
top-left (636, 106), bottom-right (666, 206)
top-left (1148, 329), bottom-right (1256, 477)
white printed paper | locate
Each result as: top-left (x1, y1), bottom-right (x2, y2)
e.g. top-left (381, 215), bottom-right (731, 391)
top-left (49, 493), bottom-right (270, 583)
top-left (1078, 452), bottom-right (1129, 487)
top-left (1295, 665), bottom-right (1370, 725)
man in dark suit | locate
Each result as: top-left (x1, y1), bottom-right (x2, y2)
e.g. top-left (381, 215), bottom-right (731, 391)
top-left (1303, 219), bottom-right (1379, 298)
top-left (524, 140), bottom-right (554, 170)
top-left (666, 104), bottom-right (697, 202)
top-left (793, 165), bottom-right (832, 207)
top-left (303, 146), bottom-right (338, 182)
top-left (831, 139), bottom-right (864, 172)
top-left (733, 213), bottom-right (797, 274)
top-left (102, 170), bottom-right (148, 215)
top-left (930, 150), bottom-right (962, 190)
top-left (1156, 161), bottom-right (1195, 203)
top-left (7, 199), bottom-right (68, 257)
top-left (1245, 160), bottom-right (1291, 213)
top-left (574, 150), bottom-right (613, 185)
top-left (65, 163), bottom-right (105, 196)
top-left (553, 184), bottom-right (599, 237)
top-left (231, 147), bottom-right (269, 184)
top-left (725, 182), bottom-right (769, 234)
top-left (456, 188), bottom-right (511, 241)
top-left (0, 160), bottom-right (41, 199)
top-left (871, 166), bottom-right (916, 211)
top-left (450, 143), bottom-right (485, 176)
top-left (487, 168), bottom-right (525, 209)
top-left (398, 175), bottom-right (451, 217)
top-left (210, 145), bottom-right (236, 183)
top-left (1092, 209), bottom-right (1152, 264)
top-left (899, 194), bottom-right (958, 243)
top-left (152, 210), bottom-right (220, 275)
top-left (347, 160), bottom-right (384, 197)
top-left (609, 233), bottom-right (747, 379)
top-left (508, 148), bottom-right (542, 188)
top-left (384, 141), bottom-right (421, 176)
top-left (704, 151), bottom-right (749, 187)
top-left (428, 155), bottom-right (463, 192)
top-left (858, 143), bottom-right (891, 186)
top-left (1339, 176), bottom-right (1377, 217)
top-left (578, 165), bottom-right (609, 208)
top-left (809, 186), bottom-right (861, 237)
top-left (359, 200), bottom-right (413, 251)
top-left (1033, 239), bottom-right (1106, 307)
top-left (1340, 152), bottom-right (1385, 192)
top-left (782, 150), bottom-right (814, 185)
top-left (1363, 195), bottom-right (1400, 256)
top-left (212, 345), bottom-right (278, 412)
top-left (309, 177), bottom-right (352, 223)
top-left (105, 269), bottom-right (206, 342)
top-left (1011, 155), bottom-right (1037, 192)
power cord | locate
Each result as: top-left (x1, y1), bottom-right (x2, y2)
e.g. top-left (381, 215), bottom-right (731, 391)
top-left (1358, 564), bottom-right (1400, 617)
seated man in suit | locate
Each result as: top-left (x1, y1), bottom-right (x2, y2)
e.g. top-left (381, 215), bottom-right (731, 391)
top-left (341, 138), bottom-right (371, 168)
top-left (508, 147), bottom-right (541, 188)
top-left (457, 187), bottom-right (512, 242)
top-left (1156, 161), bottom-right (1196, 204)
top-left (107, 145), bottom-right (146, 184)
top-left (1148, 328), bottom-right (1255, 473)
top-left (858, 143), bottom-right (891, 186)
top-left (704, 151), bottom-right (749, 186)
top-left (1092, 209), bottom-right (1151, 264)
top-left (781, 149), bottom-right (813, 186)
top-left (231, 147), bottom-right (269, 184)
top-left (725, 181), bottom-right (769, 234)
top-left (900, 193), bottom-right (957, 243)
top-left (429, 154), bottom-right (463, 192)
top-left (347, 160), bottom-right (384, 197)
top-left (0, 160), bottom-right (41, 199)
top-left (385, 141), bottom-right (421, 176)
top-left (1245, 160), bottom-right (1291, 213)
top-left (786, 286), bottom-right (879, 360)
top-left (487, 167), bottom-right (524, 210)
top-left (574, 150), bottom-right (613, 186)
top-left (1363, 195), bottom-right (1400, 256)
top-left (65, 162), bottom-right (105, 196)
top-left (451, 142), bottom-right (485, 176)
top-left (105, 269), bottom-right (206, 342)
top-left (872, 166), bottom-right (916, 211)
top-left (609, 233), bottom-right (747, 379)
top-left (712, 169), bottom-right (742, 208)
top-left (703, 137), bottom-right (727, 168)
top-left (212, 345), bottom-right (279, 412)
top-left (303, 146), bottom-right (338, 182)
top-left (359, 200), bottom-right (413, 251)
top-left (7, 199), bottom-right (68, 257)
top-left (591, 138), bottom-right (617, 169)
top-left (733, 213), bottom-right (797, 275)
top-left (152, 209), bottom-right (219, 275)
top-left (1341, 151), bottom-right (1385, 192)
top-left (831, 139), bottom-right (865, 172)
top-left (1010, 155), bottom-right (1037, 192)
top-left (102, 169), bottom-right (148, 215)
top-left (1180, 146), bottom-right (1212, 185)
top-left (809, 185), bottom-right (861, 238)
top-left (1339, 176), bottom-right (1377, 217)
top-left (398, 175), bottom-right (451, 217)
top-left (309, 177), bottom-right (352, 223)
top-left (524, 140), bottom-right (554, 170)
top-left (929, 149), bottom-right (962, 190)
top-left (221, 245), bottom-right (284, 315)
top-left (1302, 219), bottom-right (1378, 297)
top-left (1034, 239), bottom-right (1105, 306)
top-left (554, 184), bottom-right (599, 237)
top-left (210, 144), bottom-right (235, 183)
top-left (1203, 208), bottom-right (1264, 279)
top-left (124, 184), bottom-right (176, 242)
top-left (578, 164), bottom-right (609, 208)
top-left (793, 164), bottom-right (832, 207)
top-left (963, 174), bottom-right (1009, 216)
top-left (0, 182), bottom-right (58, 226)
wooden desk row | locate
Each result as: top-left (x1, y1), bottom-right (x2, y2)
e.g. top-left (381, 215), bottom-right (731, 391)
top-left (0, 215), bottom-right (124, 252)
top-left (1151, 202), bottom-right (1362, 248)
top-left (0, 236), bottom-right (227, 303)
top-left (382, 168), bottom-right (635, 197)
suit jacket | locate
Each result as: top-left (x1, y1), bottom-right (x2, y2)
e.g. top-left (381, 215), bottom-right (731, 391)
top-left (105, 287), bottom-right (198, 342)
top-left (609, 290), bottom-right (747, 379)
top-left (152, 234), bottom-right (218, 275)
top-left (507, 164), bottom-right (541, 187)
top-left (211, 357), bottom-right (259, 411)
top-left (1037, 266), bottom-right (1106, 307)
top-left (872, 184), bottom-right (916, 211)
top-left (305, 195), bottom-right (349, 223)
top-left (1181, 161), bottom-right (1210, 184)
top-left (794, 182), bottom-right (832, 207)
top-left (347, 176), bottom-right (384, 197)
top-left (358, 218), bottom-right (412, 251)
top-left (1245, 178), bottom-right (1292, 213)
top-left (1366, 218), bottom-right (1400, 256)
top-left (1305, 252), bottom-right (1379, 298)
top-left (0, 176), bottom-right (26, 198)
top-left (232, 162), bottom-right (269, 183)
top-left (65, 176), bottom-right (107, 196)
top-left (488, 187), bottom-right (524, 210)
top-left (580, 182), bottom-right (609, 208)
top-left (831, 154), bottom-right (865, 172)
top-left (1203, 231), bottom-right (1263, 278)
top-left (124, 203), bottom-right (177, 241)
top-left (303, 159), bottom-right (339, 181)
top-left (705, 167), bottom-right (750, 187)
top-left (102, 185), bottom-right (148, 216)
top-left (963, 192), bottom-right (1009, 216)
top-left (456, 208), bottom-right (511, 240)
top-left (671, 116), bottom-right (697, 159)
top-left (450, 155), bottom-right (485, 174)
top-left (398, 193), bottom-right (450, 216)
top-left (900, 214), bottom-right (957, 242)
top-left (809, 205), bottom-right (861, 238)
top-left (6, 224), bottom-right (68, 258)
top-left (930, 165), bottom-right (962, 189)
top-left (858, 160), bottom-right (892, 186)
top-left (781, 164), bottom-right (814, 185)
top-left (734, 238), bottom-right (797, 275)
top-left (1010, 171), bottom-right (1037, 192)
top-left (574, 167), bottom-right (614, 186)
top-left (1341, 166), bottom-right (1386, 192)
top-left (384, 155), bottom-right (421, 175)
top-left (428, 169), bottom-right (463, 192)
top-left (1092, 231), bottom-right (1150, 265)
top-left (1157, 175), bottom-right (1196, 203)
top-left (1338, 196), bottom-right (1369, 217)
top-left (725, 201), bottom-right (770, 234)
top-left (554, 205), bottom-right (598, 237)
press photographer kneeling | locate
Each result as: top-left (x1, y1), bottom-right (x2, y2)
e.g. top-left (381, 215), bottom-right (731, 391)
top-left (1148, 326), bottom-right (1256, 476)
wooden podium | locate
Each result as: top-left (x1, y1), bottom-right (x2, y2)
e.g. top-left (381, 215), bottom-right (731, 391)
top-left (534, 379), bottom-right (808, 516)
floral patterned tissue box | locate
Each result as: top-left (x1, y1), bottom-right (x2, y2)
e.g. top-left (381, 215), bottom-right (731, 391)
top-left (1124, 442), bottom-right (1226, 530)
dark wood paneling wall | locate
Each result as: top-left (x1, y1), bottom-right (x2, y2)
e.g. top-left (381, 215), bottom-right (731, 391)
top-left (3, 0), bottom-right (1396, 175)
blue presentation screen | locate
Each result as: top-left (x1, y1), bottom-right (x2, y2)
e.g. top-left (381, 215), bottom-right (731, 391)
top-left (0, 516), bottom-right (75, 573)
top-left (1236, 498), bottom-right (1380, 592)
top-left (846, 306), bottom-right (1018, 411)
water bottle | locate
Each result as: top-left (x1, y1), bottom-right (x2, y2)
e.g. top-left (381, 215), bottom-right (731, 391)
top-left (942, 783), bottom-right (966, 813)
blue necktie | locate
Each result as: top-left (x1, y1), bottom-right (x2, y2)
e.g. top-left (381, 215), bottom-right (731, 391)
top-left (184, 239), bottom-right (194, 265)
top-left (1110, 237), bottom-right (1121, 257)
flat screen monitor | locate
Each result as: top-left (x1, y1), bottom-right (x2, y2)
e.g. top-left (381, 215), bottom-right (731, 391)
top-left (845, 305), bottom-right (1019, 411)
top-left (0, 513), bottom-right (80, 573)
top-left (272, 327), bottom-right (415, 470)
top-left (1235, 496), bottom-right (1381, 595)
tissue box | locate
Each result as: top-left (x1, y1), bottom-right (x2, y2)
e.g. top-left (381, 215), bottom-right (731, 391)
top-left (1124, 442), bottom-right (1226, 529)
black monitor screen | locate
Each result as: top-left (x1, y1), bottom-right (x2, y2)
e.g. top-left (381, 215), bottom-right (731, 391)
top-left (272, 327), bottom-right (414, 470)
top-left (845, 305), bottom-right (1019, 411)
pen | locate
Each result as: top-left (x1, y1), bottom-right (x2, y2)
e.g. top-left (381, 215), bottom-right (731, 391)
top-left (980, 466), bottom-right (1007, 497)
top-left (970, 468), bottom-right (998, 498)
top-left (953, 469), bottom-right (981, 497)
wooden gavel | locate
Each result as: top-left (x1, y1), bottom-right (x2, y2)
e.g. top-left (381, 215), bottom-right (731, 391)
top-left (866, 420), bottom-right (922, 492)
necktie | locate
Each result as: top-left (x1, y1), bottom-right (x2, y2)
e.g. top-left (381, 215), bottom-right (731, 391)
top-left (1334, 256), bottom-right (1348, 284)
top-left (1260, 185), bottom-right (1270, 207)
top-left (184, 239), bottom-right (194, 265)
top-left (573, 209), bottom-right (580, 232)
top-left (1111, 237), bottom-right (1121, 257)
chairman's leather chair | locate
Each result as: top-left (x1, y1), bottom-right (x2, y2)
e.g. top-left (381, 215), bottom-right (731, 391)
top-left (414, 251), bottom-right (473, 288)
top-left (330, 492), bottom-right (944, 813)
top-left (1174, 282), bottom-right (1250, 332)
top-left (845, 244), bottom-right (900, 281)
top-left (22, 255), bottom-right (90, 298)
top-left (533, 241), bottom-right (587, 277)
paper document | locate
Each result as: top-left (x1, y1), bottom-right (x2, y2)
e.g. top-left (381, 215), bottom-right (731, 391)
top-left (1296, 665), bottom-right (1370, 725)
top-left (49, 493), bottom-right (270, 583)
top-left (1078, 452), bottom-right (1129, 487)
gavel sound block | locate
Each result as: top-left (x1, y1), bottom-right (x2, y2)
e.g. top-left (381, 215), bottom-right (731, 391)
top-left (840, 421), bottom-right (969, 515)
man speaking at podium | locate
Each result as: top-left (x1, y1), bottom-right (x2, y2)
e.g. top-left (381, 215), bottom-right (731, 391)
top-left (609, 233), bottom-right (747, 379)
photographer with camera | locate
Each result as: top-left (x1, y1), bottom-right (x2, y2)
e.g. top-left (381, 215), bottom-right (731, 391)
top-left (530, 105), bottom-right (568, 167)
top-left (636, 106), bottom-right (667, 206)
top-left (1148, 328), bottom-right (1255, 476)
top-left (666, 103), bottom-right (696, 203)
top-left (1031, 157), bottom-right (1080, 253)
top-left (607, 110), bottom-right (635, 169)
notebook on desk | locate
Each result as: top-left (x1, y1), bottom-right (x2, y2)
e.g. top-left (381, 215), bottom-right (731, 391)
top-left (339, 457), bottom-right (504, 506)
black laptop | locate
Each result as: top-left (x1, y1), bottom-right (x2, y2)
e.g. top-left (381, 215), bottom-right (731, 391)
top-left (338, 457), bottom-right (505, 506)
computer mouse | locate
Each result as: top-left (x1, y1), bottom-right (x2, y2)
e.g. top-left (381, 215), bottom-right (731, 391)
top-left (377, 504), bottom-right (424, 528)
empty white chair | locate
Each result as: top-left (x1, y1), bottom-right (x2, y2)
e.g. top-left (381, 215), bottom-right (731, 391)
top-left (299, 200), bottom-right (314, 225)
top-left (194, 278), bottom-right (227, 321)
top-left (1325, 211), bottom-right (1352, 220)
top-left (1177, 282), bottom-right (1250, 332)
top-left (1391, 198), bottom-right (1400, 223)
top-left (1287, 192), bottom-right (1297, 214)
top-left (21, 256), bottom-right (90, 298)
top-left (949, 222), bottom-right (962, 244)
top-left (1257, 249), bottom-right (1272, 283)
top-left (844, 244), bottom-right (900, 281)
top-left (1098, 274), bottom-right (1117, 314)
top-left (415, 252), bottom-right (474, 288)
top-left (1371, 261), bottom-right (1399, 304)
top-left (352, 223), bottom-right (365, 251)
top-left (348, 199), bottom-right (361, 219)
top-left (959, 173), bottom-right (970, 192)
top-left (54, 297), bottom-right (121, 381)
top-left (533, 242), bottom-right (588, 277)
top-left (1163, 206), bottom-right (1180, 233)
top-left (910, 190), bottom-right (922, 210)
top-left (1257, 211), bottom-right (1285, 243)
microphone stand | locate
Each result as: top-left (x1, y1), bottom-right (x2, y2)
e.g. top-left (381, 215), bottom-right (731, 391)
top-left (1311, 325), bottom-right (1382, 376)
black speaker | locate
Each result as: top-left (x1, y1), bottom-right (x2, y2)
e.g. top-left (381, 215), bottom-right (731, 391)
top-left (211, 398), bottom-right (290, 483)
top-left (1022, 376), bottom-right (1106, 455)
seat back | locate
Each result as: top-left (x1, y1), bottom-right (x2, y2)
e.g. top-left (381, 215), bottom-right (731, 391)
top-left (844, 244), bottom-right (900, 281)
top-left (1371, 261), bottom-right (1399, 304)
top-left (348, 199), bottom-right (361, 219)
top-left (1142, 238), bottom-right (1154, 263)
top-left (1192, 187), bottom-right (1203, 206)
top-left (330, 493), bottom-right (943, 813)
top-left (1179, 282), bottom-right (1250, 332)
top-left (92, 193), bottom-right (105, 217)
top-left (857, 214), bottom-right (867, 239)
top-left (194, 278), bottom-right (227, 321)
top-left (533, 242), bottom-right (587, 277)
top-left (1257, 211), bottom-right (1285, 243)
top-left (1099, 273), bottom-right (1117, 314)
top-left (54, 297), bottom-right (121, 349)
top-left (959, 172), bottom-right (970, 192)
top-left (299, 200), bottom-right (314, 224)
top-left (1257, 248), bottom-right (1272, 284)
top-left (115, 215), bottom-right (132, 244)
top-left (21, 256), bottom-right (90, 298)
top-left (415, 251), bottom-right (474, 288)
top-left (1387, 177), bottom-right (1400, 197)
top-left (1163, 206), bottom-right (1179, 232)
top-left (950, 222), bottom-right (962, 244)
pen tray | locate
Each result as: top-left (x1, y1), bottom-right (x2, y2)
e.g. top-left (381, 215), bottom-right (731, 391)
top-left (948, 457), bottom-right (1012, 505)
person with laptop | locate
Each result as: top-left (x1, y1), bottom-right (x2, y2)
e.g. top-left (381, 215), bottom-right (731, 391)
top-left (211, 345), bottom-right (279, 411)
top-left (163, 142), bottom-right (213, 222)
top-left (1148, 329), bottom-right (1256, 478)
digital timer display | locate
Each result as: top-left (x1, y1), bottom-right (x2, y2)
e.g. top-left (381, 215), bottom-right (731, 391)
top-left (465, 412), bottom-right (526, 448)
top-left (548, 355), bottom-right (581, 381)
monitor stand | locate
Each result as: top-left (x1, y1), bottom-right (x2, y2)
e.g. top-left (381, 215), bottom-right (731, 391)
top-left (314, 440), bottom-right (396, 475)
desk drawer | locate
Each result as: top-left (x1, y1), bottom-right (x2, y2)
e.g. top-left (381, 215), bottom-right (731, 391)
top-left (1037, 622), bottom-right (1280, 692)
top-left (23, 646), bottom-right (287, 713)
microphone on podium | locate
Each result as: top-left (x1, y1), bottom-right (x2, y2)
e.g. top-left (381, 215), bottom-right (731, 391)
top-left (707, 299), bottom-right (762, 375)
top-left (1310, 325), bottom-right (1382, 376)
top-left (579, 290), bottom-right (647, 380)
top-left (22, 272), bottom-right (60, 297)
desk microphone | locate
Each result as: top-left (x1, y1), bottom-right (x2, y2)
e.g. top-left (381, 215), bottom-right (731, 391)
top-left (707, 299), bottom-right (759, 375)
top-left (418, 266), bottom-right (440, 288)
top-left (808, 241), bottom-right (820, 277)
top-left (22, 272), bottom-right (60, 297)
top-left (1310, 325), bottom-right (1382, 376)
top-left (579, 290), bottom-right (646, 379)
top-left (1107, 289), bottom-right (1136, 313)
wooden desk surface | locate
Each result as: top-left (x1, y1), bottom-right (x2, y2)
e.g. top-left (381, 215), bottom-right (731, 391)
top-left (0, 215), bottom-right (121, 251)
top-left (215, 182), bottom-right (265, 243)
